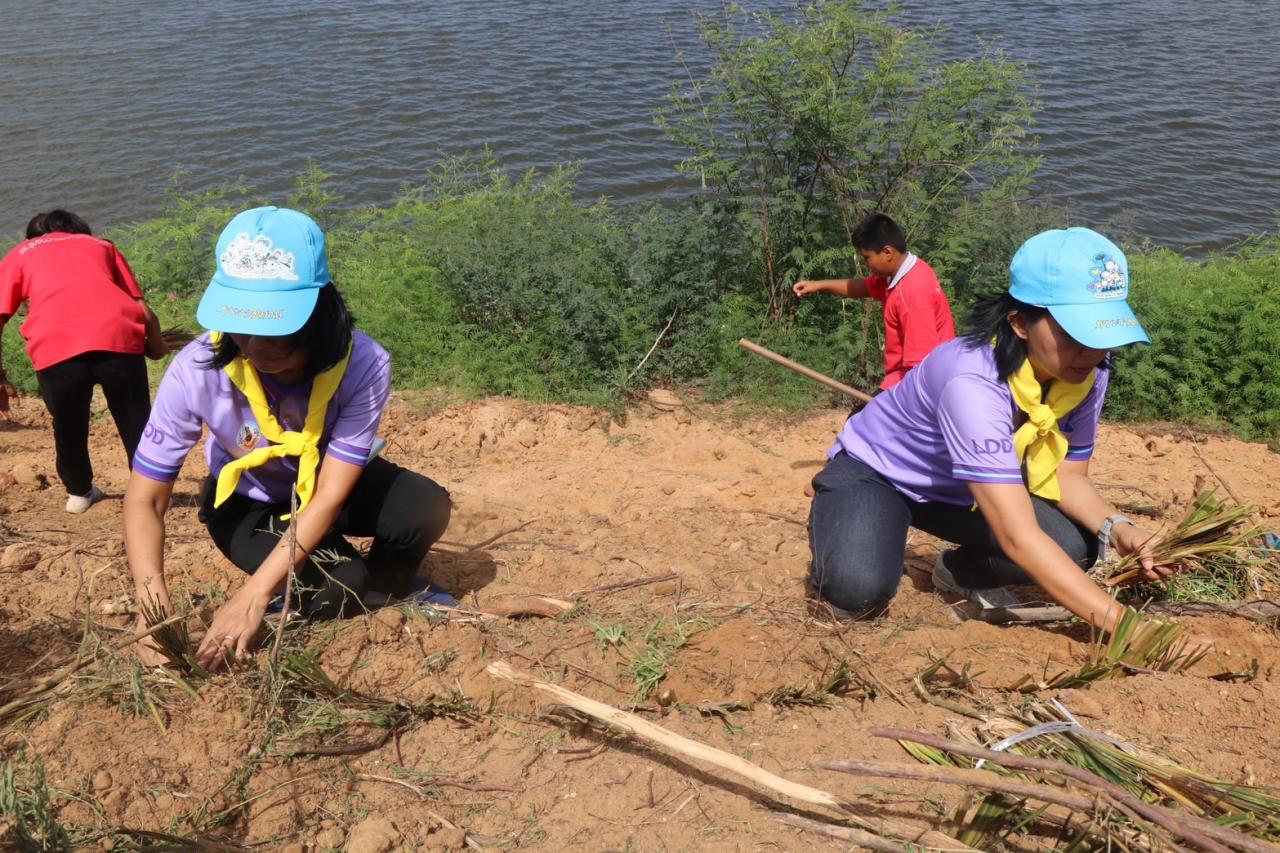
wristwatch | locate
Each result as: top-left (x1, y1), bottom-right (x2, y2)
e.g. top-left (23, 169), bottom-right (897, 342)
top-left (1097, 513), bottom-right (1135, 562)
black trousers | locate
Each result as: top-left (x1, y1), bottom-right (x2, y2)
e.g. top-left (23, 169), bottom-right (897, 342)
top-left (35, 351), bottom-right (151, 495)
top-left (198, 457), bottom-right (452, 619)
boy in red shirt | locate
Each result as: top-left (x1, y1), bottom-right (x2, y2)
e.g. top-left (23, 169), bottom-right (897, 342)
top-left (0, 210), bottom-right (167, 513)
top-left (794, 213), bottom-right (956, 390)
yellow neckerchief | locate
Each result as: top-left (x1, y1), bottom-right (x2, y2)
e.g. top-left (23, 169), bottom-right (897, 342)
top-left (1008, 357), bottom-right (1095, 501)
top-left (210, 332), bottom-right (352, 515)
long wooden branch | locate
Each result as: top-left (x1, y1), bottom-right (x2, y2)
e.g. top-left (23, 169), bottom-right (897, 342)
top-left (488, 662), bottom-right (840, 808)
top-left (738, 339), bottom-right (874, 403)
top-left (486, 661), bottom-right (972, 851)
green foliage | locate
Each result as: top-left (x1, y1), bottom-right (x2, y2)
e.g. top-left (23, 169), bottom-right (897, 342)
top-left (653, 0), bottom-right (1042, 397)
top-left (0, 758), bottom-right (72, 852)
top-left (335, 157), bottom-right (647, 401)
top-left (51, 160), bottom-right (1280, 443)
top-left (1109, 237), bottom-right (1280, 439)
top-left (1, 319), bottom-right (35, 394)
top-left (114, 171), bottom-right (248, 302)
top-left (658, 1), bottom-right (1038, 313)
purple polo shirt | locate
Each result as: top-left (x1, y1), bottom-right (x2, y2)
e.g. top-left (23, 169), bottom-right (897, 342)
top-left (830, 337), bottom-right (1107, 506)
top-left (134, 331), bottom-right (391, 503)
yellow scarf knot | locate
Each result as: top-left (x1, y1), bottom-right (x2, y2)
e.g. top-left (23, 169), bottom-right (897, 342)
top-left (210, 333), bottom-right (352, 516)
top-left (1008, 357), bottom-right (1095, 501)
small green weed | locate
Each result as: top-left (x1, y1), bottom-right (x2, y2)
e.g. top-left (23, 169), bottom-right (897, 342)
top-left (587, 618), bottom-right (626, 653)
top-left (0, 758), bottom-right (72, 852)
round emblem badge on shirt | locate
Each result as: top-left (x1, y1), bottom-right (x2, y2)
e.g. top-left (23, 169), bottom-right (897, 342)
top-left (236, 422), bottom-right (261, 450)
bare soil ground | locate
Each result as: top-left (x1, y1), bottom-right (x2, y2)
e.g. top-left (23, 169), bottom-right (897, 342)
top-left (1, 391), bottom-right (1278, 851)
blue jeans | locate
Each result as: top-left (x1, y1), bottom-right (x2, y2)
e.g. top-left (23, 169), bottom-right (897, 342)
top-left (808, 452), bottom-right (1098, 616)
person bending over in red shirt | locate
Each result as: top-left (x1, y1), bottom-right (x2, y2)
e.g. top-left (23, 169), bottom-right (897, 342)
top-left (794, 213), bottom-right (956, 391)
top-left (0, 210), bottom-right (168, 513)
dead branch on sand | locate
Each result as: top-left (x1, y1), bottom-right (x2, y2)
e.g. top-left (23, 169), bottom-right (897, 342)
top-left (486, 660), bottom-right (973, 850)
top-left (570, 572), bottom-right (680, 600)
top-left (875, 727), bottom-right (1276, 853)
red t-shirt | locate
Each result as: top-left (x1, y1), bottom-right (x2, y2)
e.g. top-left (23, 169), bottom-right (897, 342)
top-left (863, 256), bottom-right (956, 390)
top-left (0, 233), bottom-right (146, 370)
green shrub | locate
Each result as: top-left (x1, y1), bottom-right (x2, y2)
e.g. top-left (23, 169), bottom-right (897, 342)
top-left (1109, 237), bottom-right (1280, 439)
top-left (658, 0), bottom-right (1038, 317)
top-left (335, 158), bottom-right (642, 402)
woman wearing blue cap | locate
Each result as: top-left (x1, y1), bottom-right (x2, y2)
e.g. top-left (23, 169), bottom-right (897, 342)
top-left (807, 227), bottom-right (1196, 642)
top-left (124, 207), bottom-right (454, 670)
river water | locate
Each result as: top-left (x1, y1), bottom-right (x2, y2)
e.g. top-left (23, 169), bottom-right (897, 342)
top-left (1, 1), bottom-right (1277, 249)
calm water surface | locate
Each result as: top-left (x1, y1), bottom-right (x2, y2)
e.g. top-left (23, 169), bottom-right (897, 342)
top-left (1, 1), bottom-right (1277, 249)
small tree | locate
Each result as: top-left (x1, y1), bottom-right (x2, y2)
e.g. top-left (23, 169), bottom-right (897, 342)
top-left (658, 0), bottom-right (1039, 323)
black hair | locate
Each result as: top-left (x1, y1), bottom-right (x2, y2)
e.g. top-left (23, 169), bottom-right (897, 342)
top-left (26, 209), bottom-right (92, 239)
top-left (202, 282), bottom-right (356, 378)
top-left (961, 292), bottom-right (1111, 382)
top-left (851, 213), bottom-right (907, 253)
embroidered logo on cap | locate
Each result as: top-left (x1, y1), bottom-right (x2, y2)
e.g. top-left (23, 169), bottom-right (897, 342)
top-left (1088, 254), bottom-right (1126, 300)
top-left (220, 232), bottom-right (300, 281)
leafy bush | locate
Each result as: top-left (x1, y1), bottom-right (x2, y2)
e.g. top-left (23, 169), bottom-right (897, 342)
top-left (335, 158), bottom-right (642, 402)
top-left (658, 1), bottom-right (1038, 312)
top-left (1109, 237), bottom-right (1280, 439)
top-left (7, 163), bottom-right (1277, 442)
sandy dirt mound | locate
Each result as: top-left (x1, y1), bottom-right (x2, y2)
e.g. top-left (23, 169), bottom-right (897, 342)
top-left (0, 390), bottom-right (1277, 850)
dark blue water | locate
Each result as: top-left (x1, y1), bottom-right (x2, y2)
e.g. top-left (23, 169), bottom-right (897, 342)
top-left (1, 1), bottom-right (1277, 249)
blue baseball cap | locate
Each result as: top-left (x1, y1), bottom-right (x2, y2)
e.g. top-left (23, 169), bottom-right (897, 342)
top-left (1009, 227), bottom-right (1150, 350)
top-left (196, 206), bottom-right (330, 336)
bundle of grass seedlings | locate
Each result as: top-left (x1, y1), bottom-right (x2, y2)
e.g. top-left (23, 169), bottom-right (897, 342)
top-left (1096, 490), bottom-right (1275, 600)
top-left (894, 698), bottom-right (1280, 849)
top-left (1006, 606), bottom-right (1206, 693)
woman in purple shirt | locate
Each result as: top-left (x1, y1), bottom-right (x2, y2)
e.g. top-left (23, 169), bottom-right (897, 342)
top-left (809, 228), bottom-right (1187, 642)
top-left (125, 207), bottom-right (452, 670)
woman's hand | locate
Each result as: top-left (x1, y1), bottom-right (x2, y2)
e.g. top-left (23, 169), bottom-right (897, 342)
top-left (195, 585), bottom-right (271, 671)
top-left (1110, 522), bottom-right (1167, 580)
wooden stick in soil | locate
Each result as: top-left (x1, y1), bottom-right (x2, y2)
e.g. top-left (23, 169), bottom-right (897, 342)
top-left (871, 728), bottom-right (1269, 853)
top-left (738, 339), bottom-right (874, 403)
top-left (486, 661), bottom-right (972, 851)
top-left (1190, 444), bottom-right (1247, 505)
top-left (1191, 443), bottom-right (1275, 582)
top-left (570, 571), bottom-right (680, 599)
top-left (269, 485), bottom-right (299, 671)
